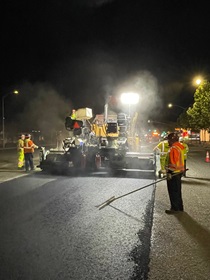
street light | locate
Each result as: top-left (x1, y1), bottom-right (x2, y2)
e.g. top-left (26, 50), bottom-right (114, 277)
top-left (167, 103), bottom-right (186, 110)
top-left (120, 92), bottom-right (139, 117)
top-left (2, 90), bottom-right (19, 148)
top-left (195, 78), bottom-right (202, 85)
top-left (193, 76), bottom-right (203, 86)
top-left (120, 92), bottom-right (139, 151)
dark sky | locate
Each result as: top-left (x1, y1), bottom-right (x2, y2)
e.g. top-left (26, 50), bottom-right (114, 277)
top-left (1, 0), bottom-right (210, 126)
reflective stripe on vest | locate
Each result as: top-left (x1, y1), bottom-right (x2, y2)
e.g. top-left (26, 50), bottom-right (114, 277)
top-left (158, 141), bottom-right (169, 157)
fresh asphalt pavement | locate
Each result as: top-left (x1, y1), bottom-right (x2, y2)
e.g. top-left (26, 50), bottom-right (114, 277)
top-left (1, 144), bottom-right (210, 279)
top-left (0, 147), bottom-right (156, 279)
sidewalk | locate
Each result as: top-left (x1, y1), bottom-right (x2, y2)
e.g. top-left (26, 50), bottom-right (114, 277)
top-left (148, 144), bottom-right (210, 280)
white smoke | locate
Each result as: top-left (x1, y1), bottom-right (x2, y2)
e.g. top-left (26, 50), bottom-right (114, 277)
top-left (16, 82), bottom-right (71, 139)
top-left (115, 70), bottom-right (162, 120)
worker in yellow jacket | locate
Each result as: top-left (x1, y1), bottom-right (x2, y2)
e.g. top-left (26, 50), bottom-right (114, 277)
top-left (71, 109), bottom-right (76, 120)
top-left (17, 134), bottom-right (25, 169)
top-left (153, 138), bottom-right (170, 178)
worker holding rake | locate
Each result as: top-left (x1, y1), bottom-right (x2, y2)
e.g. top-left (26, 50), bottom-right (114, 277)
top-left (164, 132), bottom-right (185, 215)
top-left (96, 133), bottom-right (186, 211)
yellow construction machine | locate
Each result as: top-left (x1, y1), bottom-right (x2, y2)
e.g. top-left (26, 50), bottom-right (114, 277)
top-left (38, 102), bottom-right (156, 178)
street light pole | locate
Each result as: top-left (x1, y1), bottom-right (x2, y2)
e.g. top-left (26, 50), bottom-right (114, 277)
top-left (2, 90), bottom-right (19, 148)
top-left (167, 103), bottom-right (186, 110)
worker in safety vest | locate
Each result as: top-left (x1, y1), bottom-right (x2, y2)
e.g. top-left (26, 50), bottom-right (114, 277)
top-left (164, 132), bottom-right (185, 214)
top-left (71, 109), bottom-right (76, 120)
top-left (179, 137), bottom-right (189, 177)
top-left (17, 134), bottom-right (25, 169)
top-left (24, 134), bottom-right (38, 172)
top-left (153, 137), bottom-right (170, 178)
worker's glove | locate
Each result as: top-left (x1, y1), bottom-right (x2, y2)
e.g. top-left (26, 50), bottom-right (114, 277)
top-left (166, 173), bottom-right (172, 181)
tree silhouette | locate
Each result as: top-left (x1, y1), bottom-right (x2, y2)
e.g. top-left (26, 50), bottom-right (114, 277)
top-left (187, 80), bottom-right (210, 131)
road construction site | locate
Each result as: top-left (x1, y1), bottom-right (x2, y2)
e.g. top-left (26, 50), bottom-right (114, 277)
top-left (0, 143), bottom-right (210, 279)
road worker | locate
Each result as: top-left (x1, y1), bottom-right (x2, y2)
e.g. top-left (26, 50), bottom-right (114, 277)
top-left (153, 137), bottom-right (170, 178)
top-left (17, 134), bottom-right (25, 169)
top-left (71, 109), bottom-right (76, 120)
top-left (165, 132), bottom-right (185, 214)
top-left (24, 134), bottom-right (38, 172)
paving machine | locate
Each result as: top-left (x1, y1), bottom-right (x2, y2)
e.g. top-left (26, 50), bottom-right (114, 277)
top-left (39, 108), bottom-right (100, 174)
top-left (92, 105), bottom-right (156, 177)
top-left (38, 104), bottom-right (156, 177)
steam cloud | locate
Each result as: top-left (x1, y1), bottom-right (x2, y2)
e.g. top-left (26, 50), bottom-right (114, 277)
top-left (15, 82), bottom-right (71, 140)
top-left (7, 50), bottom-right (165, 142)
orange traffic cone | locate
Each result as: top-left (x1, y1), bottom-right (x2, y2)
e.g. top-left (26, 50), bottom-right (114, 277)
top-left (205, 151), bottom-right (210, 163)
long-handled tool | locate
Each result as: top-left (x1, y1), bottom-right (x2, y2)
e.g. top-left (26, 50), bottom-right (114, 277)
top-left (96, 177), bottom-right (165, 210)
top-left (96, 170), bottom-right (188, 210)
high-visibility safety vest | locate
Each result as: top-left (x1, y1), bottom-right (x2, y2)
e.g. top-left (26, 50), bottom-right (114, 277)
top-left (24, 138), bottom-right (36, 153)
top-left (165, 142), bottom-right (185, 173)
top-left (154, 140), bottom-right (170, 158)
top-left (181, 142), bottom-right (189, 160)
top-left (71, 110), bottom-right (76, 120)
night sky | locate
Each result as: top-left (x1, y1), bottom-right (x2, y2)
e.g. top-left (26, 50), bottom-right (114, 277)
top-left (1, 0), bottom-right (210, 132)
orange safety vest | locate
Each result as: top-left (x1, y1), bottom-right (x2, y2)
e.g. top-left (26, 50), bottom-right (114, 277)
top-left (24, 139), bottom-right (35, 153)
top-left (165, 142), bottom-right (185, 173)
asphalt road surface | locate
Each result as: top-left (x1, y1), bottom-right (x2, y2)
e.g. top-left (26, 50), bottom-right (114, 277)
top-left (1, 142), bottom-right (209, 279)
top-left (0, 164), bottom-right (156, 280)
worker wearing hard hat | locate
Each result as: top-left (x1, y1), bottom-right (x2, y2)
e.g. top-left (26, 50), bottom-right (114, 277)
top-left (164, 132), bottom-right (185, 214)
top-left (153, 137), bottom-right (170, 178)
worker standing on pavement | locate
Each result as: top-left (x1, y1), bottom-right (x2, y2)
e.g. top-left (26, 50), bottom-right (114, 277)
top-left (153, 137), bottom-right (170, 178)
top-left (179, 137), bottom-right (189, 177)
top-left (24, 134), bottom-right (38, 172)
top-left (17, 134), bottom-right (25, 169)
top-left (165, 132), bottom-right (185, 215)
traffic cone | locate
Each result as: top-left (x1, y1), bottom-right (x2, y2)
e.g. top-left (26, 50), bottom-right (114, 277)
top-left (205, 151), bottom-right (210, 163)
